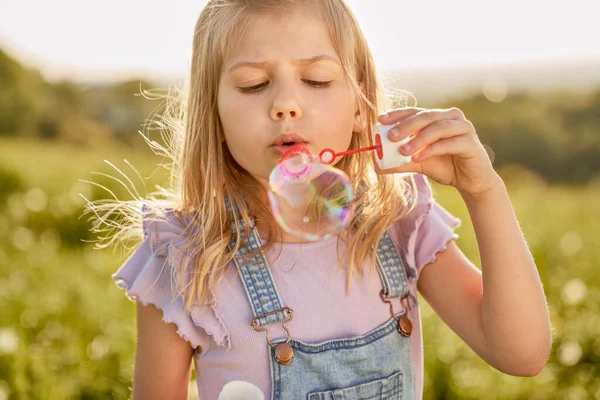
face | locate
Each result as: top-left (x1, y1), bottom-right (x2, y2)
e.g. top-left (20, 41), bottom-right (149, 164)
top-left (217, 8), bottom-right (362, 187)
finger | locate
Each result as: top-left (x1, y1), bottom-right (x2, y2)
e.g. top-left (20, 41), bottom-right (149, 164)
top-left (398, 119), bottom-right (472, 156)
top-left (378, 107), bottom-right (424, 124)
top-left (388, 107), bottom-right (466, 142)
top-left (412, 135), bottom-right (471, 162)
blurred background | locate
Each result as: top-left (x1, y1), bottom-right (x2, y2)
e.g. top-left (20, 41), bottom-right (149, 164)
top-left (0, 0), bottom-right (599, 399)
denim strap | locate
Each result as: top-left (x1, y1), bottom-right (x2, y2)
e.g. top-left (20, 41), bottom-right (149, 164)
top-left (226, 195), bottom-right (289, 327)
top-left (228, 196), bottom-right (408, 327)
top-left (375, 230), bottom-right (409, 299)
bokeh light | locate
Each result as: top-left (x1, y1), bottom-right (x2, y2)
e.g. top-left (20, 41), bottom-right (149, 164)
top-left (482, 77), bottom-right (508, 103)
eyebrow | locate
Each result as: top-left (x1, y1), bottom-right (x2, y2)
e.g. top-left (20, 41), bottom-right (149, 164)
top-left (227, 54), bottom-right (341, 73)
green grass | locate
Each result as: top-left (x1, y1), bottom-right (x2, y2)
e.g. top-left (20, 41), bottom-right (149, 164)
top-left (0, 137), bottom-right (598, 399)
top-left (423, 177), bottom-right (600, 399)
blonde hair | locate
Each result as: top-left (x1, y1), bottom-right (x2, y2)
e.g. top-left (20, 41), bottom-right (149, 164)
top-left (85, 0), bottom-right (420, 312)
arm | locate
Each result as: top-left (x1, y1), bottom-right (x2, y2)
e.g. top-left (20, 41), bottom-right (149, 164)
top-left (377, 107), bottom-right (551, 375)
top-left (417, 176), bottom-right (552, 376)
top-left (132, 303), bottom-right (196, 400)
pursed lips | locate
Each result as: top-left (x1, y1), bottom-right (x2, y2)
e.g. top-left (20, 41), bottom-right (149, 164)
top-left (270, 133), bottom-right (309, 155)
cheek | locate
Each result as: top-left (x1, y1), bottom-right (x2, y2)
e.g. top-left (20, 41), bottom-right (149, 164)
top-left (218, 89), bottom-right (259, 142)
top-left (217, 87), bottom-right (268, 176)
top-left (217, 88), bottom-right (232, 130)
top-left (218, 90), bottom-right (240, 131)
top-left (317, 93), bottom-right (356, 139)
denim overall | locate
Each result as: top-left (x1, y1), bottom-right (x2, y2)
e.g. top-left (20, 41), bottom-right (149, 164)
top-left (228, 214), bottom-right (416, 400)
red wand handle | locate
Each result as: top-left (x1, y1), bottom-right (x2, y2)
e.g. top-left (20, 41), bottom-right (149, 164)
top-left (319, 135), bottom-right (383, 164)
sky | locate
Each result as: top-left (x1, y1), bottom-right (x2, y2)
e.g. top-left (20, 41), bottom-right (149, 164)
top-left (1, 0), bottom-right (599, 82)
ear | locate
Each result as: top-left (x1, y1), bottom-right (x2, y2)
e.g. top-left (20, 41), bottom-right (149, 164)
top-left (353, 81), bottom-right (366, 133)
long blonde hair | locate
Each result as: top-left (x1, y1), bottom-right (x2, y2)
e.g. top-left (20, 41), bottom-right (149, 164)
top-left (85, 0), bottom-right (420, 312)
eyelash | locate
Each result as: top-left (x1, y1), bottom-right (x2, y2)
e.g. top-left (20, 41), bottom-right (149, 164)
top-left (237, 79), bottom-right (332, 94)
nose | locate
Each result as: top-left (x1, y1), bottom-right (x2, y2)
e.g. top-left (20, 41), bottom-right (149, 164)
top-left (270, 86), bottom-right (302, 121)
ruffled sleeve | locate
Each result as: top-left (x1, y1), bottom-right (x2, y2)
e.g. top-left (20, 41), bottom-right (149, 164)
top-left (390, 174), bottom-right (462, 301)
top-left (112, 205), bottom-right (231, 355)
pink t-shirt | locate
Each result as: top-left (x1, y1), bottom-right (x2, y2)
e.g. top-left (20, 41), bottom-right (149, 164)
top-left (114, 174), bottom-right (461, 400)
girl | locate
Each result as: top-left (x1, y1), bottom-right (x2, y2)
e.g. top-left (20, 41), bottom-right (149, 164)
top-left (96, 0), bottom-right (552, 399)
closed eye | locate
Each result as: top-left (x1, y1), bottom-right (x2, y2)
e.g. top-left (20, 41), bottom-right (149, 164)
top-left (238, 81), bottom-right (269, 94)
top-left (237, 79), bottom-right (333, 94)
top-left (303, 79), bottom-right (332, 88)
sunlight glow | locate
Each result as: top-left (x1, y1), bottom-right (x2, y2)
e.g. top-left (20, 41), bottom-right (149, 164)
top-left (1, 0), bottom-right (599, 82)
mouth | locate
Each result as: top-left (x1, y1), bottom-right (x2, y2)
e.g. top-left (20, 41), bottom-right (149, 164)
top-left (270, 133), bottom-right (309, 154)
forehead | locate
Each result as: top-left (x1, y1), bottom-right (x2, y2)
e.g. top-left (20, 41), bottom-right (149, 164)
top-left (226, 8), bottom-right (338, 66)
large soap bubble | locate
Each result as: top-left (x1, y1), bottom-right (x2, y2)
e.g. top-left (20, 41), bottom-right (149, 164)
top-left (268, 146), bottom-right (353, 241)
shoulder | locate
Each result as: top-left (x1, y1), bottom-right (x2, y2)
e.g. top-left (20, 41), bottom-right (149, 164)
top-left (112, 203), bottom-right (231, 353)
top-left (111, 203), bottom-right (193, 305)
top-left (139, 203), bottom-right (194, 256)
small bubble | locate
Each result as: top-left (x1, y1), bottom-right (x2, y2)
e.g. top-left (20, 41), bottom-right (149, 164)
top-left (303, 216), bottom-right (310, 223)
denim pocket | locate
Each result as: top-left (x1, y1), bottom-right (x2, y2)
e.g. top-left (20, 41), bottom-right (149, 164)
top-left (307, 370), bottom-right (403, 400)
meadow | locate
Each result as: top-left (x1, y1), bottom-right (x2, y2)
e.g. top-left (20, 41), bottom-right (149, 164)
top-left (0, 137), bottom-right (599, 400)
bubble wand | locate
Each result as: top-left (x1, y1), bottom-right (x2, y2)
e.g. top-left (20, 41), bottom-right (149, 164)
top-left (270, 124), bottom-right (412, 241)
top-left (281, 123), bottom-right (412, 170)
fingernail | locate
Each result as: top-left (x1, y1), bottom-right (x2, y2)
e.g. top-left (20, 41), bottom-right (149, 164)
top-left (401, 143), bottom-right (411, 153)
top-left (388, 127), bottom-right (399, 139)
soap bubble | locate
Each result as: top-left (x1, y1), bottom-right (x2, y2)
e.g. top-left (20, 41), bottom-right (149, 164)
top-left (268, 147), bottom-right (353, 241)
top-left (218, 381), bottom-right (264, 400)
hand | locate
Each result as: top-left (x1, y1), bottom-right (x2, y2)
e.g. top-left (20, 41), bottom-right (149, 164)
top-left (377, 107), bottom-right (501, 200)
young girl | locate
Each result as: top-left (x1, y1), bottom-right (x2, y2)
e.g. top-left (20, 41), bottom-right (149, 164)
top-left (98, 0), bottom-right (552, 399)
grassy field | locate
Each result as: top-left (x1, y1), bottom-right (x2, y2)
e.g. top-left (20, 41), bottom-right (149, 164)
top-left (0, 137), bottom-right (599, 399)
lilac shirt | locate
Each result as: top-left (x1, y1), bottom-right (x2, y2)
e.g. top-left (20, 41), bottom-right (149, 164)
top-left (113, 174), bottom-right (461, 400)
